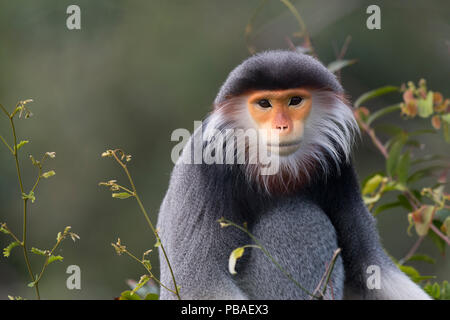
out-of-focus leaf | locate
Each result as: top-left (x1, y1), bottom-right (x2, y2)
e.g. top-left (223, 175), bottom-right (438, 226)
top-left (411, 155), bottom-right (444, 166)
top-left (229, 247), bottom-right (245, 275)
top-left (442, 113), bottom-right (450, 124)
top-left (406, 254), bottom-right (436, 264)
top-left (354, 86), bottom-right (400, 108)
top-left (119, 290), bottom-right (141, 300)
top-left (442, 217), bottom-right (450, 237)
top-left (428, 221), bottom-right (446, 255)
top-left (411, 206), bottom-right (434, 236)
top-left (363, 194), bottom-right (381, 205)
top-left (112, 192), bottom-right (133, 199)
top-left (327, 59), bottom-right (357, 73)
top-left (397, 194), bottom-right (413, 211)
top-left (398, 265), bottom-right (419, 281)
top-left (3, 241), bottom-right (20, 257)
top-left (424, 281), bottom-right (450, 300)
top-left (396, 151), bottom-right (410, 184)
top-left (443, 121), bottom-right (450, 143)
top-left (144, 293), bottom-right (159, 300)
top-left (47, 255), bottom-right (63, 265)
top-left (41, 170), bottom-right (56, 179)
top-left (387, 138), bottom-right (405, 177)
top-left (424, 282), bottom-right (441, 299)
top-left (31, 247), bottom-right (47, 256)
top-left (374, 124), bottom-right (404, 137)
top-left (366, 104), bottom-right (401, 125)
top-left (362, 174), bottom-right (384, 195)
top-left (417, 91), bottom-right (434, 118)
top-left (131, 275), bottom-right (150, 295)
top-left (15, 140), bottom-right (29, 151)
top-left (409, 129), bottom-right (437, 137)
top-left (374, 201), bottom-right (402, 215)
top-left (404, 139), bottom-right (421, 149)
top-left (407, 165), bottom-right (447, 184)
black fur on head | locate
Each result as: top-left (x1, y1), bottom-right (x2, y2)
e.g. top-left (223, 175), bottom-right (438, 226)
top-left (214, 50), bottom-right (343, 105)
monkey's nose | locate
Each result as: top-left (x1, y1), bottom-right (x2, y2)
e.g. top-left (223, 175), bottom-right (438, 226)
top-left (276, 124), bottom-right (289, 131)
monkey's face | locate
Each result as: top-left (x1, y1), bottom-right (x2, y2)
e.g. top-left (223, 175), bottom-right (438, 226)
top-left (246, 88), bottom-right (312, 156)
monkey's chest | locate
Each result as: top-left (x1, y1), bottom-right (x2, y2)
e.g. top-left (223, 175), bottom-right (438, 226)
top-left (235, 197), bottom-right (344, 299)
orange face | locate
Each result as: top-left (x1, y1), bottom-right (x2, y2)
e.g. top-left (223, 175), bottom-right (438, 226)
top-left (246, 88), bottom-right (313, 155)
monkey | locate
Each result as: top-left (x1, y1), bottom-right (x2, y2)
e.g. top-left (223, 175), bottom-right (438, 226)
top-left (156, 50), bottom-right (431, 300)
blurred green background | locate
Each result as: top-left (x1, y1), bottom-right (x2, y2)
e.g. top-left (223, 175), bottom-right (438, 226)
top-left (0, 0), bottom-right (449, 299)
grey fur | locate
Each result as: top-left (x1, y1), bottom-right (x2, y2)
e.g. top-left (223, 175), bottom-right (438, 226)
top-left (157, 50), bottom-right (430, 300)
top-left (214, 50), bottom-right (343, 105)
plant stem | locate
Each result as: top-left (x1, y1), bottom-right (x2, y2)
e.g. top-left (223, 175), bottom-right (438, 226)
top-left (430, 224), bottom-right (450, 246)
top-left (111, 150), bottom-right (181, 300)
top-left (399, 236), bottom-right (424, 265)
top-left (220, 218), bottom-right (318, 299)
top-left (7, 111), bottom-right (40, 299)
top-left (124, 249), bottom-right (176, 294)
top-left (355, 112), bottom-right (389, 158)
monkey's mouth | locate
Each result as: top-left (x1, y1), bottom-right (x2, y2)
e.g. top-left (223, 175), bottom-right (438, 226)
top-left (267, 140), bottom-right (302, 155)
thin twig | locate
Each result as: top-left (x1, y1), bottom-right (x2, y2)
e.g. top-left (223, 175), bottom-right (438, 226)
top-left (398, 236), bottom-right (424, 265)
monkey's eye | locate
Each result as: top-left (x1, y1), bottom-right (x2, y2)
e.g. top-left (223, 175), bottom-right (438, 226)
top-left (257, 99), bottom-right (272, 108)
top-left (289, 96), bottom-right (303, 106)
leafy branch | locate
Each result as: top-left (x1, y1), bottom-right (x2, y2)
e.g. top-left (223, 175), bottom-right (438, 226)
top-left (99, 149), bottom-right (180, 300)
top-left (218, 217), bottom-right (341, 300)
top-left (0, 100), bottom-right (78, 299)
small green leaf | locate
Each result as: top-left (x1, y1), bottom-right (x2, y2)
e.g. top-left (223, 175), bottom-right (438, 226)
top-left (417, 91), bottom-right (434, 118)
top-left (428, 221), bottom-right (446, 255)
top-left (413, 206), bottom-right (434, 236)
top-left (398, 265), bottom-right (419, 279)
top-left (443, 121), bottom-right (450, 143)
top-left (154, 239), bottom-right (161, 248)
top-left (228, 247), bottom-right (245, 275)
top-left (327, 59), bottom-right (357, 73)
top-left (354, 86), bottom-right (400, 108)
top-left (131, 275), bottom-right (150, 295)
top-left (47, 255), bottom-right (63, 265)
top-left (363, 194), bottom-right (381, 205)
top-left (28, 281), bottom-right (36, 288)
top-left (396, 151), bottom-right (410, 184)
top-left (406, 254), bottom-right (436, 264)
top-left (41, 170), bottom-right (56, 179)
top-left (386, 138), bottom-right (405, 177)
top-left (362, 174), bottom-right (384, 195)
top-left (441, 113), bottom-right (450, 124)
top-left (119, 290), bottom-right (142, 300)
top-left (407, 165), bottom-right (447, 184)
top-left (31, 247), bottom-right (47, 256)
top-left (112, 192), bottom-right (133, 199)
top-left (424, 282), bottom-right (441, 299)
top-left (144, 293), bottom-right (159, 300)
top-left (0, 224), bottom-right (10, 235)
top-left (3, 241), bottom-right (20, 257)
top-left (22, 191), bottom-right (36, 203)
top-left (397, 194), bottom-right (413, 211)
top-left (373, 124), bottom-right (404, 137)
top-left (374, 201), bottom-right (402, 215)
top-left (15, 140), bottom-right (29, 151)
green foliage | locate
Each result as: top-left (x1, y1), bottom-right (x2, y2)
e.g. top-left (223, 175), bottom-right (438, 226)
top-left (356, 80), bottom-right (450, 299)
top-left (3, 241), bottom-right (20, 258)
top-left (424, 281), bottom-right (450, 300)
top-left (101, 150), bottom-right (180, 299)
top-left (0, 100), bottom-right (78, 300)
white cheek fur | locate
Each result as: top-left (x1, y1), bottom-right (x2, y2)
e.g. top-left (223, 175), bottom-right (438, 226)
top-left (203, 91), bottom-right (359, 193)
